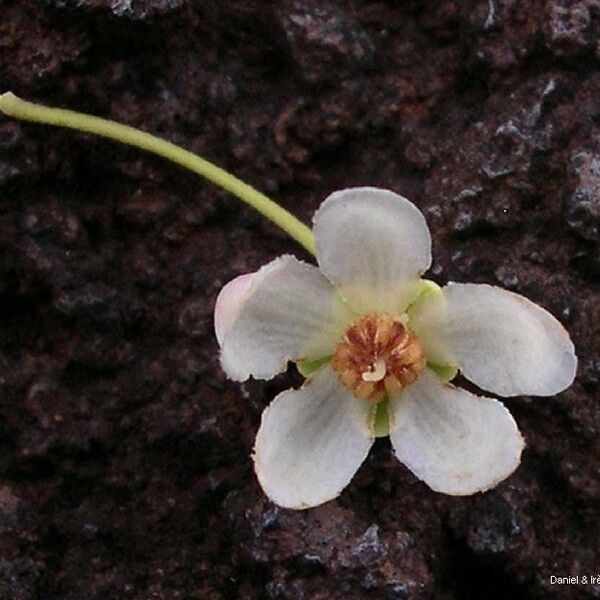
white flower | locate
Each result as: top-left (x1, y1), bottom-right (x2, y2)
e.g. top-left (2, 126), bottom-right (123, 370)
top-left (214, 188), bottom-right (577, 510)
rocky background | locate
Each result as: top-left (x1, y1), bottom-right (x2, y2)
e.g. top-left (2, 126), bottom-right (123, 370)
top-left (0, 0), bottom-right (599, 598)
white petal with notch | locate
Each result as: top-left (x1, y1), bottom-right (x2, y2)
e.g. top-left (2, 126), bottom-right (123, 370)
top-left (219, 255), bottom-right (352, 382)
top-left (253, 365), bottom-right (375, 509)
top-left (410, 283), bottom-right (577, 397)
top-left (389, 370), bottom-right (524, 495)
top-left (313, 188), bottom-right (432, 312)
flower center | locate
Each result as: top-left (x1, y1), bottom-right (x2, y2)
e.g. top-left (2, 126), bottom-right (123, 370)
top-left (331, 313), bottom-right (426, 402)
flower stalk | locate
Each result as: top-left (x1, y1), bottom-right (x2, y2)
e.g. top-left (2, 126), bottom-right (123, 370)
top-left (0, 92), bottom-right (316, 255)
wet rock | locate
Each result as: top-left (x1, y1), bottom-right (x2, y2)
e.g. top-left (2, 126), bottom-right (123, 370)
top-left (565, 189), bottom-right (600, 241)
top-left (206, 75), bottom-right (238, 112)
top-left (451, 187), bottom-right (483, 203)
top-left (20, 238), bottom-right (72, 285)
top-left (0, 162), bottom-right (21, 184)
top-left (245, 500), bottom-right (281, 538)
top-left (566, 149), bottom-right (600, 272)
top-left (0, 121), bottom-right (25, 183)
top-left (543, 1), bottom-right (593, 57)
top-left (582, 357), bottom-right (600, 387)
top-left (566, 150), bottom-right (600, 241)
top-left (43, 0), bottom-right (187, 19)
top-left (107, 0), bottom-right (186, 18)
top-left (494, 266), bottom-right (519, 289)
top-left (348, 524), bottom-right (388, 568)
top-left (177, 298), bottom-right (211, 338)
top-left (127, 242), bottom-right (162, 288)
top-left (448, 490), bottom-right (529, 557)
top-left (0, 3), bottom-right (89, 86)
top-left (53, 282), bottom-right (119, 319)
top-left (384, 581), bottom-right (411, 600)
top-left (453, 210), bottom-right (475, 234)
top-left (404, 137), bottom-right (434, 170)
top-left (461, 0), bottom-right (542, 69)
top-left (0, 557), bottom-right (43, 600)
top-left (71, 334), bottom-right (135, 370)
top-left (170, 346), bottom-right (205, 384)
top-left (117, 189), bottom-right (173, 228)
top-left (21, 201), bottom-right (81, 244)
top-left (0, 122), bottom-right (23, 150)
top-left (481, 157), bottom-right (514, 180)
top-left (1, 1), bottom-right (598, 599)
top-left (277, 0), bottom-right (376, 84)
top-left (0, 485), bottom-right (22, 533)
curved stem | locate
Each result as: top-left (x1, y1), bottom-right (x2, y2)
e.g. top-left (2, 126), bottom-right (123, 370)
top-left (0, 92), bottom-right (316, 255)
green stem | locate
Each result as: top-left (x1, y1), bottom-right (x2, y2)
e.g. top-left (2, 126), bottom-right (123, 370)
top-left (0, 92), bottom-right (316, 255)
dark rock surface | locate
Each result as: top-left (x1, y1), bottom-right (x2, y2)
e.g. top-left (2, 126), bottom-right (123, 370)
top-left (0, 1), bottom-right (598, 598)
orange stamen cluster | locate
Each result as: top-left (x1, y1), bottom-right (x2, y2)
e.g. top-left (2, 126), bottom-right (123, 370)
top-left (331, 313), bottom-right (426, 402)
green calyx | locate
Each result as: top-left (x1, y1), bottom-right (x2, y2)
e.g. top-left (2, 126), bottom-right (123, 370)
top-left (296, 355), bottom-right (331, 377)
top-left (405, 278), bottom-right (442, 311)
top-left (427, 362), bottom-right (459, 382)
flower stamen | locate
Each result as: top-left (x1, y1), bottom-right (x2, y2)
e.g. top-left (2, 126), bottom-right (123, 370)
top-left (331, 313), bottom-right (426, 402)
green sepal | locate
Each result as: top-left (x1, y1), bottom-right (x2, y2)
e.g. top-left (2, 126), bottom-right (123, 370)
top-left (405, 278), bottom-right (442, 312)
top-left (427, 362), bottom-right (458, 382)
top-left (373, 396), bottom-right (390, 438)
top-left (296, 355), bottom-right (331, 378)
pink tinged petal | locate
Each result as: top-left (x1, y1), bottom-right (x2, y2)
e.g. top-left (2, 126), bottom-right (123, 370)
top-left (214, 272), bottom-right (256, 347)
top-left (219, 255), bottom-right (353, 382)
top-left (410, 283), bottom-right (577, 397)
top-left (312, 188), bottom-right (432, 312)
top-left (389, 370), bottom-right (525, 496)
top-left (253, 365), bottom-right (375, 509)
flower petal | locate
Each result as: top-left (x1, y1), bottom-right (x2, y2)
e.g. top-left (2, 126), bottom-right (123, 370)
top-left (253, 365), bottom-right (374, 509)
top-left (389, 370), bottom-right (524, 495)
top-left (313, 188), bottom-right (432, 312)
top-left (409, 283), bottom-right (577, 396)
top-left (214, 272), bottom-right (255, 346)
top-left (220, 255), bottom-right (352, 382)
